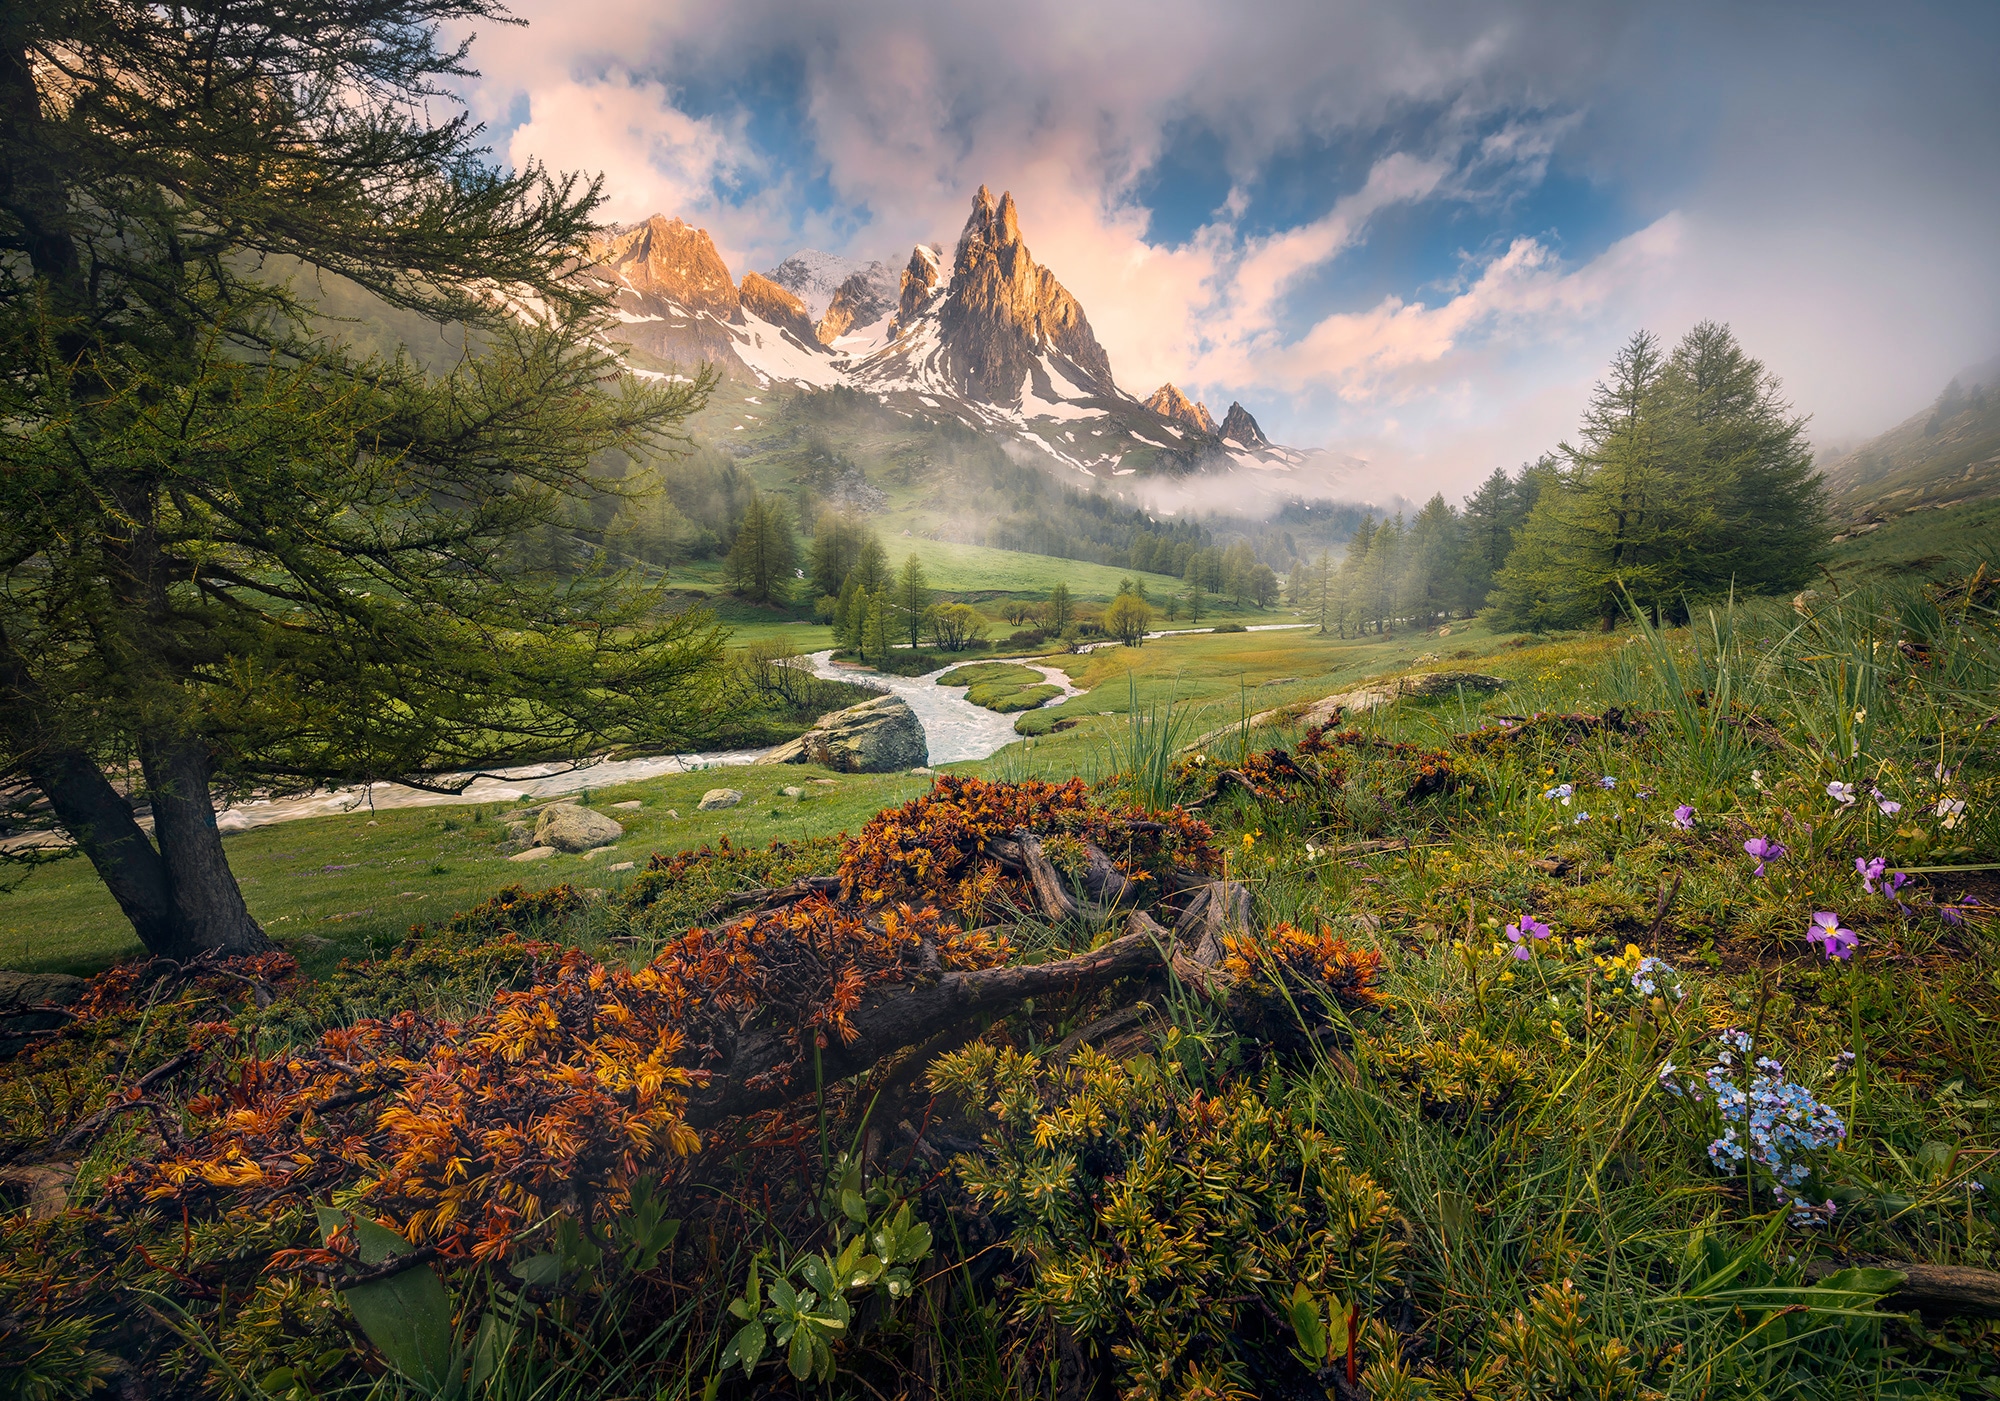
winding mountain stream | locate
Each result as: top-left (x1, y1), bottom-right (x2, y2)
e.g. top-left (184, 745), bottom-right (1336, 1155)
top-left (186, 651), bottom-right (1085, 835)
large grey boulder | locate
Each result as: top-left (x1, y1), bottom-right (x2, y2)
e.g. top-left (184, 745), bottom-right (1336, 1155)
top-left (762, 693), bottom-right (929, 773)
top-left (534, 803), bottom-right (624, 853)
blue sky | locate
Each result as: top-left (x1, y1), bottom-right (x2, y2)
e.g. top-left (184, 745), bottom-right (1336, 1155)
top-left (458, 0), bottom-right (2000, 497)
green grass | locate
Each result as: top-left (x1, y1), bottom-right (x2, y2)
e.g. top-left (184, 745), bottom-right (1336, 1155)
top-left (3, 621), bottom-right (1529, 977)
top-left (936, 662), bottom-right (1062, 713)
top-left (1, 766), bottom-right (947, 977)
top-left (8, 556), bottom-right (2000, 1398)
top-left (1827, 497), bottom-right (2000, 582)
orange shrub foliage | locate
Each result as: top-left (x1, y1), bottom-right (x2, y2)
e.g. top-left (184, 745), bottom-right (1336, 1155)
top-left (122, 898), bottom-right (1007, 1263)
top-left (1222, 922), bottom-right (1387, 1011)
top-left (838, 774), bottom-right (1217, 917)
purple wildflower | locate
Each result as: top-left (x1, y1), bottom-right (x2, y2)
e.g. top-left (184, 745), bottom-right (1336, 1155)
top-left (1856, 856), bottom-right (1885, 893)
top-left (1826, 780), bottom-right (1857, 807)
top-left (1870, 787), bottom-right (1901, 816)
top-left (1673, 804), bottom-right (1696, 830)
top-left (1744, 836), bottom-right (1787, 877)
top-left (1808, 911), bottom-right (1858, 961)
top-left (1505, 913), bottom-right (1552, 959)
top-left (1597, 775), bottom-right (1618, 790)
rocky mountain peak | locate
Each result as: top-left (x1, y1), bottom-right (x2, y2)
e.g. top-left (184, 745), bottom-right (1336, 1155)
top-left (765, 249), bottom-right (866, 318)
top-left (1219, 402), bottom-right (1270, 448)
top-left (887, 244), bottom-right (942, 341)
top-left (1145, 383), bottom-right (1217, 437)
top-left (738, 272), bottom-right (820, 346)
top-left (815, 263), bottom-right (899, 344)
top-left (937, 186), bottom-right (1113, 404)
top-left (589, 215), bottom-right (738, 321)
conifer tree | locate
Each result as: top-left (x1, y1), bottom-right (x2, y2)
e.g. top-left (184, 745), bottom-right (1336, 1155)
top-left (1286, 560), bottom-right (1311, 608)
top-left (833, 575), bottom-right (861, 648)
top-left (723, 490), bottom-right (798, 604)
top-left (808, 511), bottom-right (874, 598)
top-left (1046, 582), bottom-right (1074, 634)
top-left (863, 592), bottom-right (892, 663)
top-left (896, 556), bottom-right (931, 648)
top-left (1487, 325), bottom-right (1827, 629)
top-left (851, 537), bottom-right (891, 597)
top-left (0, 0), bottom-right (723, 957)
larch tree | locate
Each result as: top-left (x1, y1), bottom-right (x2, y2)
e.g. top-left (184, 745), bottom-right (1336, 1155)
top-left (1487, 325), bottom-right (1827, 629)
top-left (0, 0), bottom-right (724, 957)
top-left (723, 490), bottom-right (798, 604)
top-left (896, 556), bottom-right (930, 648)
top-left (1045, 582), bottom-right (1074, 634)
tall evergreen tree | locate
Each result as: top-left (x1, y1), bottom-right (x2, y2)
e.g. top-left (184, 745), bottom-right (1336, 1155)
top-left (723, 490), bottom-right (798, 604)
top-left (1046, 582), bottom-right (1074, 634)
top-left (862, 591), bottom-right (891, 663)
top-left (833, 575), bottom-right (861, 647)
top-left (851, 537), bottom-right (891, 597)
top-left (0, 0), bottom-right (722, 957)
top-left (895, 556), bottom-right (931, 648)
top-left (808, 511), bottom-right (874, 598)
top-left (1659, 321), bottom-right (1825, 598)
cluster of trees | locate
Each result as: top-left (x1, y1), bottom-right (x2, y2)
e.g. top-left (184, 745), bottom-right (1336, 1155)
top-left (1486, 325), bottom-right (1825, 629)
top-left (1286, 323), bottom-right (1827, 636)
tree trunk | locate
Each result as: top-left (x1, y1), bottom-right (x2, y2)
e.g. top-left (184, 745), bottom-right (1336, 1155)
top-left (138, 732), bottom-right (272, 957)
top-left (22, 747), bottom-right (183, 952)
top-left (2, 629), bottom-right (185, 952)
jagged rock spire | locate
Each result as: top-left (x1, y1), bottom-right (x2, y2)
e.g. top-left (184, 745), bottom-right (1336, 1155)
top-left (1145, 383), bottom-right (1217, 436)
top-left (937, 186), bottom-right (1114, 404)
top-left (1219, 402), bottom-right (1270, 447)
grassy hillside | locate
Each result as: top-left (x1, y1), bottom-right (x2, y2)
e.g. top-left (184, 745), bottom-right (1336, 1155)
top-left (1817, 359), bottom-right (2000, 521)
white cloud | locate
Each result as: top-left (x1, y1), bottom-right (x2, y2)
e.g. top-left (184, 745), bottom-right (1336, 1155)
top-left (451, 0), bottom-right (2000, 500)
top-left (505, 73), bottom-right (746, 228)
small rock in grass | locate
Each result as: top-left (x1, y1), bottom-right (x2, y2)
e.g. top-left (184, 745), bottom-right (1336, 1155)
top-left (607, 861), bottom-right (636, 872)
top-left (666, 809), bottom-right (680, 819)
top-left (782, 785), bottom-right (803, 798)
top-left (908, 766), bottom-right (934, 776)
top-left (698, 788), bottom-right (743, 811)
top-left (509, 846), bottom-right (557, 861)
top-left (397, 891), bottom-right (423, 899)
top-left (610, 800), bottom-right (643, 810)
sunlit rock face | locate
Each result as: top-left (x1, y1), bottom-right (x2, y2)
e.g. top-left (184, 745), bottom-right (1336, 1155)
top-left (584, 215), bottom-right (742, 361)
top-left (815, 264), bottom-right (899, 344)
top-left (739, 271), bottom-right (821, 346)
top-left (1146, 383), bottom-right (1218, 437)
top-left (936, 186), bottom-right (1114, 406)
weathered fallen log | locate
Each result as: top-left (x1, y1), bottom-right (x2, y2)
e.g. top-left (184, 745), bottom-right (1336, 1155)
top-left (681, 912), bottom-right (1177, 1129)
top-left (985, 833), bottom-right (1140, 916)
top-left (1173, 880), bottom-right (1253, 975)
top-left (1806, 1259), bottom-right (2000, 1318)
